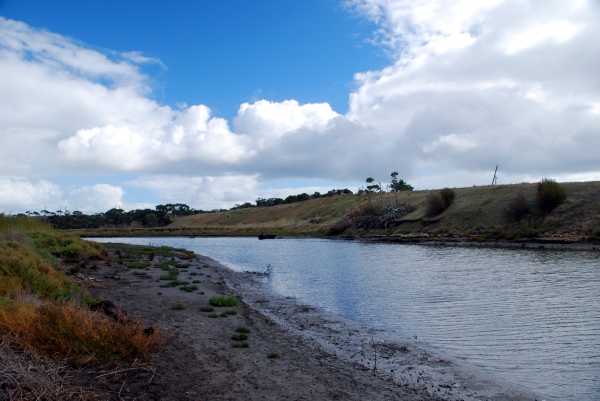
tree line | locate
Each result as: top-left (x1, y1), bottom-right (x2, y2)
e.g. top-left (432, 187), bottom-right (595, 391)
top-left (20, 173), bottom-right (412, 229)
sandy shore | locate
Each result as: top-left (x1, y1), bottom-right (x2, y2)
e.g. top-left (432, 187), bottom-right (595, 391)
top-left (73, 247), bottom-right (545, 401)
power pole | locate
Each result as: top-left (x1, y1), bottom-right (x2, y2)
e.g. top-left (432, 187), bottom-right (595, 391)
top-left (492, 165), bottom-right (499, 185)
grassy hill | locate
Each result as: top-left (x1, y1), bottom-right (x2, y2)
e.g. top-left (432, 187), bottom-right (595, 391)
top-left (73, 181), bottom-right (600, 242)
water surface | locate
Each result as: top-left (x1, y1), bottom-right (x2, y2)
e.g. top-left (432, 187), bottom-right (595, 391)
top-left (92, 237), bottom-right (600, 400)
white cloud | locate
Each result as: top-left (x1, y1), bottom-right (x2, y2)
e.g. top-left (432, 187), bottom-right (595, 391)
top-left (66, 184), bottom-right (125, 213)
top-left (0, 177), bottom-right (62, 212)
top-left (121, 51), bottom-right (165, 67)
top-left (124, 175), bottom-right (359, 210)
top-left (347, 0), bottom-right (600, 185)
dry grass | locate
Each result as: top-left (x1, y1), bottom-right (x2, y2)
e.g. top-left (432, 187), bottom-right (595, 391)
top-left (0, 334), bottom-right (105, 401)
top-left (0, 295), bottom-right (165, 366)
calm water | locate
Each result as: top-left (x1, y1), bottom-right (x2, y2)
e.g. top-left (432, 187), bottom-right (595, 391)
top-left (92, 237), bottom-right (600, 400)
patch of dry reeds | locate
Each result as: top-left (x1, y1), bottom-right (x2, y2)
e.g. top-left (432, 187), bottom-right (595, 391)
top-left (0, 295), bottom-right (165, 366)
top-left (0, 334), bottom-right (106, 401)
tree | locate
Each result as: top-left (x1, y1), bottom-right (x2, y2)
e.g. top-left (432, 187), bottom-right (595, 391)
top-left (365, 177), bottom-right (381, 193)
top-left (390, 172), bottom-right (414, 191)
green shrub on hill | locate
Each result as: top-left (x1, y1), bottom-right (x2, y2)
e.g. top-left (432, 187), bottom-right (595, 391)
top-left (536, 179), bottom-right (566, 214)
top-left (427, 188), bottom-right (456, 217)
top-left (440, 188), bottom-right (456, 206)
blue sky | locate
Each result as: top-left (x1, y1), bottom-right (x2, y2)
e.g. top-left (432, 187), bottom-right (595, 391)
top-left (1, 0), bottom-right (599, 213)
top-left (1, 0), bottom-right (385, 121)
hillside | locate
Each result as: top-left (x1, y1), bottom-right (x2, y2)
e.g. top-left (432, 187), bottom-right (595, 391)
top-left (73, 181), bottom-right (600, 242)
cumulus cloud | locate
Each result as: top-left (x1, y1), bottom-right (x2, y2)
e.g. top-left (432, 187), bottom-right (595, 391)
top-left (0, 178), bottom-right (62, 212)
top-left (66, 184), bottom-right (125, 213)
top-left (125, 175), bottom-right (358, 211)
top-left (2, 1), bottom-right (600, 211)
top-left (347, 0), bottom-right (600, 183)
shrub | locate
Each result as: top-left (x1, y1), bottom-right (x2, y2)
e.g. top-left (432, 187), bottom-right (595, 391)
top-left (440, 188), bottom-right (455, 206)
top-left (504, 194), bottom-right (531, 221)
top-left (209, 296), bottom-right (238, 307)
top-left (235, 326), bottom-right (250, 333)
top-left (328, 218), bottom-right (351, 235)
top-left (426, 193), bottom-right (447, 216)
top-left (0, 299), bottom-right (165, 366)
top-left (536, 178), bottom-right (566, 213)
top-left (200, 306), bottom-right (214, 312)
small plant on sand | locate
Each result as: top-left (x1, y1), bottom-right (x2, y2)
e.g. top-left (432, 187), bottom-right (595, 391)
top-left (180, 285), bottom-right (198, 292)
top-left (172, 304), bottom-right (185, 310)
top-left (267, 352), bottom-right (280, 359)
top-left (222, 309), bottom-right (237, 316)
top-left (200, 306), bottom-right (214, 312)
top-left (157, 292), bottom-right (162, 295)
top-left (209, 296), bottom-right (238, 307)
top-left (231, 333), bottom-right (248, 341)
top-left (232, 342), bottom-right (249, 348)
top-left (159, 268), bottom-right (179, 281)
top-left (127, 262), bottom-right (151, 269)
top-left (192, 279), bottom-right (201, 284)
top-left (208, 312), bottom-right (218, 318)
top-left (235, 326), bottom-right (250, 333)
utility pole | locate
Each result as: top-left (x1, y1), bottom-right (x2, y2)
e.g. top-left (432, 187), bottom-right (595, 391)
top-left (492, 165), bottom-right (499, 185)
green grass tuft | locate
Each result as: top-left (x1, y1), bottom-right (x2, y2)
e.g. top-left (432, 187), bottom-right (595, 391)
top-left (209, 296), bottom-right (238, 307)
top-left (231, 333), bottom-right (248, 341)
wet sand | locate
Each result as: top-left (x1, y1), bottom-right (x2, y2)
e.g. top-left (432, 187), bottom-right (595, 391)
top-left (73, 248), bottom-right (545, 401)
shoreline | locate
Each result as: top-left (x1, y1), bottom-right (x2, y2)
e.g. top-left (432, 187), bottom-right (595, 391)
top-left (74, 243), bottom-right (545, 401)
top-left (79, 228), bottom-right (600, 252)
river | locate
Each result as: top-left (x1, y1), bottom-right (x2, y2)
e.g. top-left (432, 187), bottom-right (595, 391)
top-left (91, 237), bottom-right (600, 401)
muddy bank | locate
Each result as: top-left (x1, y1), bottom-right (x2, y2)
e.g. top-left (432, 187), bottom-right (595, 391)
top-left (74, 246), bottom-right (545, 401)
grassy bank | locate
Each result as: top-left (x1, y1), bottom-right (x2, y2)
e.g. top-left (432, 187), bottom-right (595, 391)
top-left (0, 214), bottom-right (165, 399)
top-left (67, 181), bottom-right (600, 242)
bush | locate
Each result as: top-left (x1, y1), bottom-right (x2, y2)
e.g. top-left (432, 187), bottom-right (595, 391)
top-left (426, 193), bottom-right (447, 216)
top-left (440, 188), bottom-right (455, 206)
top-left (504, 194), bottom-right (531, 221)
top-left (536, 179), bottom-right (566, 213)
top-left (328, 218), bottom-right (351, 235)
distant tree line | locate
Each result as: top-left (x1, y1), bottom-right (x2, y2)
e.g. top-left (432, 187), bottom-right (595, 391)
top-left (251, 189), bottom-right (354, 209)
top-left (30, 203), bottom-right (213, 230)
